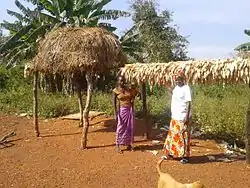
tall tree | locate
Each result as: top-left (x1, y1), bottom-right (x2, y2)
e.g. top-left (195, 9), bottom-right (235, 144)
top-left (125, 0), bottom-right (189, 63)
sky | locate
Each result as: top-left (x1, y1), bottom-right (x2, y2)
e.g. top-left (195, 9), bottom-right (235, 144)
top-left (0, 0), bottom-right (250, 60)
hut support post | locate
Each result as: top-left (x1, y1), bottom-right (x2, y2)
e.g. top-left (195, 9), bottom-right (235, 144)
top-left (33, 71), bottom-right (39, 137)
top-left (141, 83), bottom-right (150, 139)
top-left (77, 88), bottom-right (83, 127)
top-left (81, 72), bottom-right (93, 149)
top-left (246, 102), bottom-right (250, 164)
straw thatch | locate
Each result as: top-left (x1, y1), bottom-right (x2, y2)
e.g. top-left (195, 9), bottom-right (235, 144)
top-left (33, 27), bottom-right (126, 74)
top-left (120, 58), bottom-right (250, 86)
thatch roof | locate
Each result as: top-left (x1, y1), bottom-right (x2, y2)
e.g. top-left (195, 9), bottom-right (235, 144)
top-left (120, 58), bottom-right (250, 86)
top-left (33, 27), bottom-right (126, 74)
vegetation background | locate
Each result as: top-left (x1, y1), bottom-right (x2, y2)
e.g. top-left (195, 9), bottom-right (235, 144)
top-left (0, 0), bottom-right (249, 146)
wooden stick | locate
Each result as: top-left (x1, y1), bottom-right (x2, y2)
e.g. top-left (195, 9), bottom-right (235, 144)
top-left (141, 83), bottom-right (150, 139)
top-left (246, 102), bottom-right (250, 164)
top-left (0, 132), bottom-right (16, 143)
top-left (81, 72), bottom-right (93, 149)
top-left (33, 71), bottom-right (40, 137)
top-left (77, 89), bottom-right (84, 127)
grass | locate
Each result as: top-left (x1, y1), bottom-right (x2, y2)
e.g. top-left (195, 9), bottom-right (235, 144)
top-left (0, 65), bottom-right (249, 145)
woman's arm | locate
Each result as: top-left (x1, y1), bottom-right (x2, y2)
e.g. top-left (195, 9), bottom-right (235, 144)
top-left (113, 93), bottom-right (118, 119)
top-left (184, 85), bottom-right (192, 124)
top-left (166, 85), bottom-right (174, 95)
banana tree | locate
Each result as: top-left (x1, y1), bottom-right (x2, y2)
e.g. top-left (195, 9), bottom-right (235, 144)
top-left (119, 25), bottom-right (143, 62)
top-left (0, 0), bottom-right (59, 66)
top-left (29, 0), bottom-right (130, 30)
top-left (1, 0), bottom-right (130, 66)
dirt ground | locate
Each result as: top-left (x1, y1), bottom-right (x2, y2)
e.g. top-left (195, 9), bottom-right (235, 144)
top-left (0, 113), bottom-right (249, 188)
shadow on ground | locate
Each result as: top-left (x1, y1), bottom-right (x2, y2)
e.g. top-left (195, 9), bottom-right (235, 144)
top-left (90, 117), bottom-right (161, 139)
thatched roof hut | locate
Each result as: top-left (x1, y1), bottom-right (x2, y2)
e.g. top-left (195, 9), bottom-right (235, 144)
top-left (34, 27), bottom-right (126, 74)
top-left (120, 58), bottom-right (250, 86)
top-left (32, 26), bottom-right (127, 149)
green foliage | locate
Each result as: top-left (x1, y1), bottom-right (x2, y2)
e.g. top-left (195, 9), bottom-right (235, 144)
top-left (0, 65), bottom-right (249, 145)
top-left (192, 85), bottom-right (250, 145)
top-left (0, 67), bottom-right (9, 90)
top-left (91, 92), bottom-right (114, 115)
top-left (0, 1), bottom-right (54, 67)
top-left (235, 29), bottom-right (250, 51)
top-left (0, 0), bottom-right (130, 67)
top-left (125, 0), bottom-right (189, 62)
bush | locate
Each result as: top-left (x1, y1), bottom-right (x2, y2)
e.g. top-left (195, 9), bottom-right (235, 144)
top-left (0, 66), bottom-right (9, 90)
top-left (192, 85), bottom-right (249, 145)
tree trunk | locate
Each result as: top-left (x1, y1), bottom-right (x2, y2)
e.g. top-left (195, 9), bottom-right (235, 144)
top-left (81, 72), bottom-right (93, 149)
top-left (77, 87), bottom-right (83, 127)
top-left (33, 71), bottom-right (39, 137)
top-left (63, 75), bottom-right (72, 96)
top-left (246, 102), bottom-right (250, 164)
top-left (55, 74), bottom-right (63, 92)
top-left (141, 83), bottom-right (150, 139)
top-left (39, 74), bottom-right (46, 92)
top-left (50, 74), bottom-right (57, 93)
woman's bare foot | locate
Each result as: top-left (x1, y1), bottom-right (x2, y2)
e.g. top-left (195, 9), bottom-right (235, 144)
top-left (116, 146), bottom-right (123, 154)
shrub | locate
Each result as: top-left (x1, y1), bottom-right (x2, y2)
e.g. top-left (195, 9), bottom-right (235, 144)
top-left (192, 85), bottom-right (249, 145)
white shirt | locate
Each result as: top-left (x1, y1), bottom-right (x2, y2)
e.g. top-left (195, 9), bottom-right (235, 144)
top-left (171, 85), bottom-right (192, 121)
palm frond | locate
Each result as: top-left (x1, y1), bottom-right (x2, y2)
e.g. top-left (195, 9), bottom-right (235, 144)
top-left (26, 24), bottom-right (50, 43)
top-left (235, 42), bottom-right (250, 51)
top-left (39, 12), bottom-right (61, 23)
top-left (14, 0), bottom-right (34, 18)
top-left (37, 0), bottom-right (59, 17)
top-left (53, 0), bottom-right (66, 15)
top-left (0, 21), bottom-right (23, 33)
top-left (65, 0), bottom-right (74, 19)
top-left (93, 0), bottom-right (112, 10)
top-left (74, 0), bottom-right (92, 11)
top-left (244, 29), bottom-right (250, 37)
top-left (6, 10), bottom-right (29, 22)
top-left (23, 0), bottom-right (38, 5)
top-left (91, 10), bottom-right (130, 21)
top-left (0, 24), bottom-right (33, 53)
top-left (97, 22), bottom-right (117, 32)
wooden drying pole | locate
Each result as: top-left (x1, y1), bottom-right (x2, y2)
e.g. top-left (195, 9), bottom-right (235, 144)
top-left (141, 83), bottom-right (150, 139)
top-left (33, 71), bottom-right (39, 137)
top-left (246, 98), bottom-right (250, 164)
top-left (81, 72), bottom-right (93, 149)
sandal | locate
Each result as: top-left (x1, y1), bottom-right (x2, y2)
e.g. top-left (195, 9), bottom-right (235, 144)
top-left (180, 158), bottom-right (189, 164)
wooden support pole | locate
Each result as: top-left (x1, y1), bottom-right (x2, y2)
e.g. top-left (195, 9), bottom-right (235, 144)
top-left (77, 88), bottom-right (84, 127)
top-left (246, 102), bottom-right (250, 164)
top-left (33, 71), bottom-right (39, 137)
top-left (81, 72), bottom-right (93, 149)
top-left (141, 83), bottom-right (150, 139)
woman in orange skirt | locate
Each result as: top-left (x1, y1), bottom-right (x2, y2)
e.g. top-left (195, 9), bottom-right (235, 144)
top-left (163, 71), bottom-right (192, 164)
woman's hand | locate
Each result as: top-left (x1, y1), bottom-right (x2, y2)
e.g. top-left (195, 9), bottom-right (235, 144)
top-left (165, 84), bottom-right (174, 95)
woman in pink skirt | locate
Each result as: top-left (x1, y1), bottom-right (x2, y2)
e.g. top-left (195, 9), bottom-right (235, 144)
top-left (113, 76), bottom-right (138, 154)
